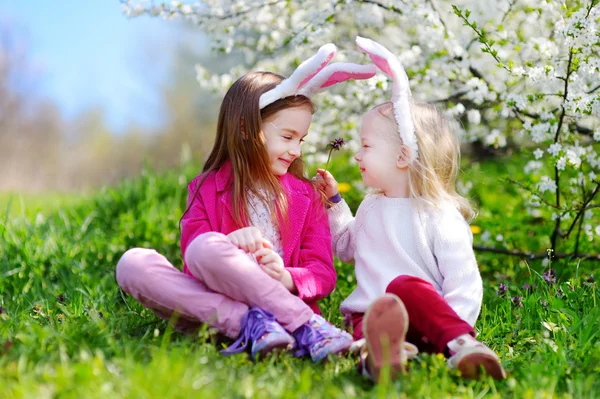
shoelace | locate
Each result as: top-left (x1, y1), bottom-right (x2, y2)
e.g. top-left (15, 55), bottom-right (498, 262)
top-left (221, 308), bottom-right (271, 355)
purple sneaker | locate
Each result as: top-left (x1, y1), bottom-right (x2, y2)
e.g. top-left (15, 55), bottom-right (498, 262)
top-left (221, 308), bottom-right (295, 359)
top-left (293, 314), bottom-right (353, 362)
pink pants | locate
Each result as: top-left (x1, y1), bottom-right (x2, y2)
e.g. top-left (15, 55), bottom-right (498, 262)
top-left (116, 232), bottom-right (313, 339)
top-left (351, 275), bottom-right (474, 354)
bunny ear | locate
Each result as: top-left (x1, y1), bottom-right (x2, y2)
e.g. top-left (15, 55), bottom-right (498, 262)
top-left (259, 43), bottom-right (336, 109)
top-left (297, 63), bottom-right (377, 98)
top-left (356, 36), bottom-right (411, 101)
top-left (355, 36), bottom-right (418, 162)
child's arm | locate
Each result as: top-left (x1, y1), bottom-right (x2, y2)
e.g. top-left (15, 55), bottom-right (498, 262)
top-left (180, 179), bottom-right (213, 258)
top-left (285, 189), bottom-right (336, 302)
top-left (433, 212), bottom-right (483, 327)
top-left (314, 169), bottom-right (357, 262)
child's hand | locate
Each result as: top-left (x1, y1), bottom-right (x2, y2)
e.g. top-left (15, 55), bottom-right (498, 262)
top-left (254, 248), bottom-right (285, 280)
top-left (227, 227), bottom-right (272, 253)
top-left (254, 247), bottom-right (297, 293)
top-left (314, 169), bottom-right (339, 199)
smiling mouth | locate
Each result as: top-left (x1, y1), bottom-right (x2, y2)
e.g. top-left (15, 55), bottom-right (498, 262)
top-left (279, 158), bottom-right (292, 166)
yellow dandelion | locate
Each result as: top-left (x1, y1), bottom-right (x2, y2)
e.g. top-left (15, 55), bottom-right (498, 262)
top-left (470, 225), bottom-right (482, 234)
top-left (337, 182), bottom-right (351, 194)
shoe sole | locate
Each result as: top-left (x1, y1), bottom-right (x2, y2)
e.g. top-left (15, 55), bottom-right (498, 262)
top-left (255, 339), bottom-right (295, 359)
top-left (457, 350), bottom-right (507, 380)
top-left (362, 294), bottom-right (409, 383)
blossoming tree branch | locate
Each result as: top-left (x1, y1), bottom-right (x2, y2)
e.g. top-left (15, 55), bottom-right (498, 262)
top-left (120, 0), bottom-right (600, 261)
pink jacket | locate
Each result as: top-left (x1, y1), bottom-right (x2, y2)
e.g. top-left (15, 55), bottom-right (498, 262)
top-left (180, 161), bottom-right (336, 314)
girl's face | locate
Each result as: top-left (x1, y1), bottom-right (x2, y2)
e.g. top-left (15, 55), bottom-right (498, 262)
top-left (354, 109), bottom-right (404, 191)
top-left (262, 106), bottom-right (312, 176)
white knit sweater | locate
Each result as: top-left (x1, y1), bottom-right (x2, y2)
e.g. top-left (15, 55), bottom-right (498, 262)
top-left (328, 194), bottom-right (483, 327)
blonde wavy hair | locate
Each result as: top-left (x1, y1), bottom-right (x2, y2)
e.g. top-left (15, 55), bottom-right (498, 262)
top-left (374, 101), bottom-right (475, 221)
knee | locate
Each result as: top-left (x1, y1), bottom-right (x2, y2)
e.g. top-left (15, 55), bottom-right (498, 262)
top-left (115, 248), bottom-right (155, 288)
top-left (385, 275), bottom-right (430, 297)
top-left (184, 232), bottom-right (229, 268)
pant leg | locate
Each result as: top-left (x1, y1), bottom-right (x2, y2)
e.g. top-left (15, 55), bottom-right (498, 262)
top-left (116, 247), bottom-right (248, 339)
top-left (385, 275), bottom-right (474, 353)
top-left (185, 232), bottom-right (313, 333)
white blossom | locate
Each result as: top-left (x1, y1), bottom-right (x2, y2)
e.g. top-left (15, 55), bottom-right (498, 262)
top-left (467, 109), bottom-right (481, 125)
top-left (534, 148), bottom-right (544, 159)
top-left (538, 176), bottom-right (557, 193)
top-left (548, 143), bottom-right (562, 157)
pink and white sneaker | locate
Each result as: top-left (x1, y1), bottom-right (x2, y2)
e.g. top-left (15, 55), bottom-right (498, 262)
top-left (447, 334), bottom-right (507, 380)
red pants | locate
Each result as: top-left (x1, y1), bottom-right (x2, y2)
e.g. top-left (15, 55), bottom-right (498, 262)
top-left (351, 275), bottom-right (474, 354)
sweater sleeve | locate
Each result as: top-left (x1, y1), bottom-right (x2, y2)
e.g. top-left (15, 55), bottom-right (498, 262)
top-left (326, 198), bottom-right (356, 263)
top-left (432, 210), bottom-right (483, 327)
top-left (285, 190), bottom-right (336, 302)
top-left (180, 177), bottom-right (213, 260)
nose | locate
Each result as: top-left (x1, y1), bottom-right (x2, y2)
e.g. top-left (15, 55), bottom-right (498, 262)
top-left (354, 151), bottom-right (362, 162)
top-left (289, 142), bottom-right (301, 157)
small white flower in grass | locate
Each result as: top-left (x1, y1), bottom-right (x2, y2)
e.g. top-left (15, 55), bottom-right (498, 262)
top-left (534, 148), bottom-right (544, 159)
top-left (548, 143), bottom-right (562, 156)
top-left (556, 157), bottom-right (566, 170)
top-left (594, 130), bottom-right (600, 141)
top-left (595, 225), bottom-right (600, 235)
top-left (551, 212), bottom-right (558, 220)
top-left (590, 171), bottom-right (597, 181)
top-left (496, 234), bottom-right (504, 242)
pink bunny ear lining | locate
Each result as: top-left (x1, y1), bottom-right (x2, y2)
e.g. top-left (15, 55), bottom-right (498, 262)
top-left (298, 52), bottom-right (336, 89)
top-left (356, 42), bottom-right (393, 77)
top-left (320, 70), bottom-right (377, 88)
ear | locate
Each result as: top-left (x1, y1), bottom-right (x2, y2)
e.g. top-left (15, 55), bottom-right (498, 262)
top-left (396, 144), bottom-right (411, 169)
top-left (259, 43), bottom-right (336, 109)
top-left (297, 62), bottom-right (377, 98)
top-left (356, 36), bottom-right (412, 99)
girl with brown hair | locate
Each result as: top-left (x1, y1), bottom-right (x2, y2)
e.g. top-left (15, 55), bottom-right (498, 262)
top-left (116, 44), bottom-right (376, 362)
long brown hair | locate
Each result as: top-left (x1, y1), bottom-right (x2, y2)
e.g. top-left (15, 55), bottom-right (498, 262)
top-left (181, 71), bottom-right (316, 229)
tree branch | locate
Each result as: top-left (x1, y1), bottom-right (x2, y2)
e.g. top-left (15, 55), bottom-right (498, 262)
top-left (588, 83), bottom-right (600, 94)
top-left (506, 178), bottom-right (561, 209)
top-left (357, 0), bottom-right (404, 14)
top-left (563, 181), bottom-right (600, 239)
top-left (426, 0), bottom-right (449, 33)
top-left (550, 49), bottom-right (574, 252)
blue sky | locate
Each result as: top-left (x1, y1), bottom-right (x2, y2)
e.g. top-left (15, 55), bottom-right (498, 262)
top-left (1, 0), bottom-right (193, 132)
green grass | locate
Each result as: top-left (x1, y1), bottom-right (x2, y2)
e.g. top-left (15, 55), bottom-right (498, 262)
top-left (1, 159), bottom-right (599, 398)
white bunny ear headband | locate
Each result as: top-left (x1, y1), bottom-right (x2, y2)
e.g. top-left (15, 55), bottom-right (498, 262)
top-left (259, 43), bottom-right (377, 109)
top-left (356, 36), bottom-right (418, 162)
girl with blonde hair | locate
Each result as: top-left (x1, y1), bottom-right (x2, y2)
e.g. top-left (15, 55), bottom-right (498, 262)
top-left (315, 37), bottom-right (506, 381)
